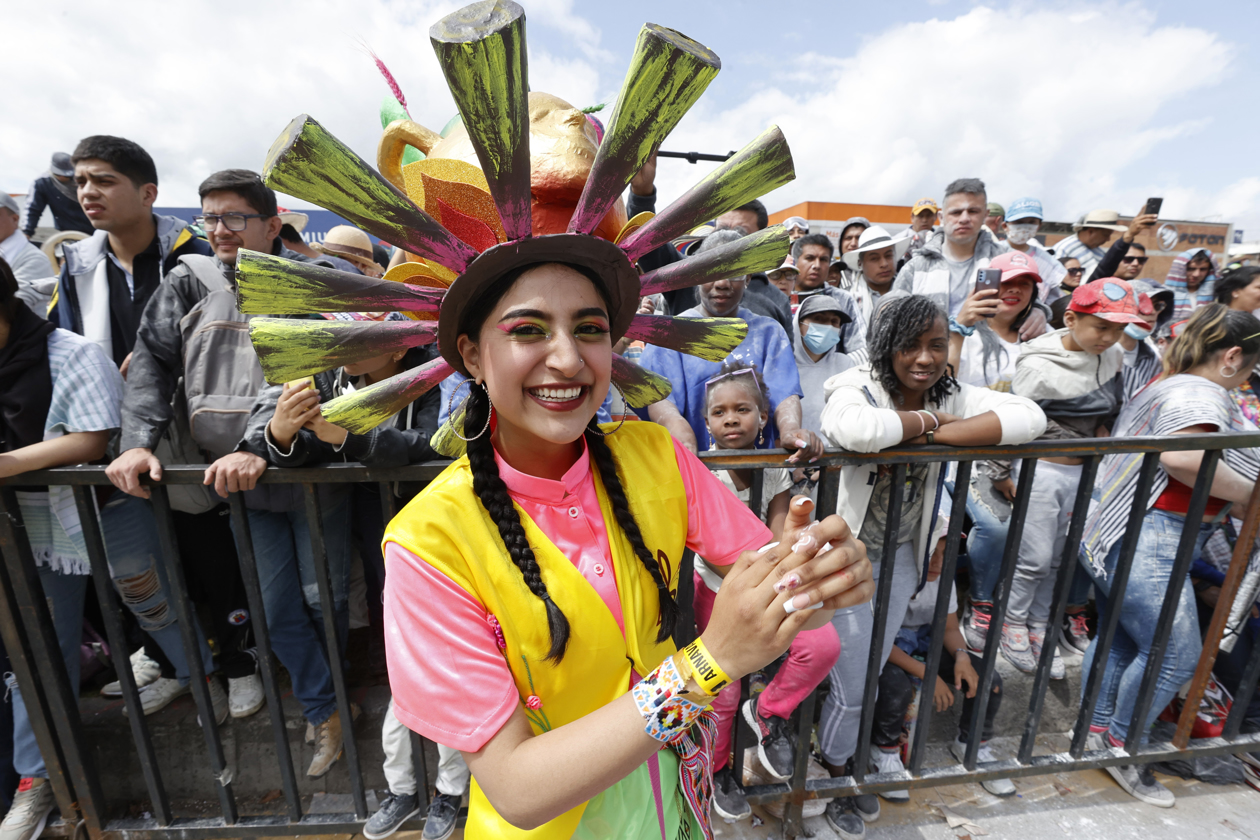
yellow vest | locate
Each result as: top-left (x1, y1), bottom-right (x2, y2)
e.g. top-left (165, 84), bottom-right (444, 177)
top-left (385, 422), bottom-right (689, 838)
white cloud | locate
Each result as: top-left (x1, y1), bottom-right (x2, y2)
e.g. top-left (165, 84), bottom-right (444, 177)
top-left (651, 3), bottom-right (1236, 227)
top-left (3, 0), bottom-right (608, 209)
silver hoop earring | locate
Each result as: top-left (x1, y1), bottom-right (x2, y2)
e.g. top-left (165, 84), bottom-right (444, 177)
top-left (587, 383), bottom-right (628, 437)
top-left (1221, 364), bottom-right (1240, 379)
top-left (449, 379), bottom-right (493, 442)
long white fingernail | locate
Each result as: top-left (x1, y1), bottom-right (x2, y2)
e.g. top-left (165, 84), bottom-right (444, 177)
top-left (784, 598), bottom-right (825, 614)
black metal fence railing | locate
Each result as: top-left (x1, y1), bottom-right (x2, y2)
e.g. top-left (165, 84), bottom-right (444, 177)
top-left (1, 431), bottom-right (1259, 840)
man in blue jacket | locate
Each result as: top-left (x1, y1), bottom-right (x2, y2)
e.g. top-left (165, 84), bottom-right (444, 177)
top-left (20, 152), bottom-right (93, 238)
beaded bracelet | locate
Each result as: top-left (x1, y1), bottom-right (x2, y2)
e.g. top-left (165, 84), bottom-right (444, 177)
top-left (632, 654), bottom-right (712, 744)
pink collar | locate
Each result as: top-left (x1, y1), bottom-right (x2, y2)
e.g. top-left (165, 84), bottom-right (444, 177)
top-left (493, 439), bottom-right (592, 505)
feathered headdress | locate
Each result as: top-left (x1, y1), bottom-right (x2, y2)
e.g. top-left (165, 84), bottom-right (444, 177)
top-left (235, 0), bottom-right (795, 457)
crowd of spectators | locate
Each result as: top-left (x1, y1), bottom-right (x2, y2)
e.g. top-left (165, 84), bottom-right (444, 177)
top-left (1, 137), bottom-right (1258, 840)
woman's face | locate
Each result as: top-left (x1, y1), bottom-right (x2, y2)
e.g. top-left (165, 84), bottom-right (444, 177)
top-left (705, 380), bottom-right (765, 449)
top-left (996, 276), bottom-right (1035, 320)
top-left (1231, 276), bottom-right (1260, 313)
top-left (891, 316), bottom-right (949, 396)
top-left (458, 264), bottom-right (613, 450)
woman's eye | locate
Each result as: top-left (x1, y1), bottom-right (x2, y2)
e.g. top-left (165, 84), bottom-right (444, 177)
top-left (576, 322), bottom-right (610, 337)
top-left (509, 323), bottom-right (547, 337)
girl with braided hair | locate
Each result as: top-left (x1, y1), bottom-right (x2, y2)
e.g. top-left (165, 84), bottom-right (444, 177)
top-left (381, 261), bottom-right (875, 839)
top-left (811, 293), bottom-right (1045, 839)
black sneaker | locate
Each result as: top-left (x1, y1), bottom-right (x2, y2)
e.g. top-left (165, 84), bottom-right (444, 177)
top-left (742, 696), bottom-right (795, 780)
top-left (842, 758), bottom-right (880, 822)
top-left (363, 791), bottom-right (419, 840)
top-left (421, 792), bottom-right (460, 840)
top-left (711, 766), bottom-right (751, 821)
top-left (823, 796), bottom-right (865, 840)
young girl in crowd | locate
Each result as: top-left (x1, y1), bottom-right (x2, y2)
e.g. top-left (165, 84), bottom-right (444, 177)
top-left (872, 548), bottom-right (1014, 801)
top-left (383, 256), bottom-right (873, 838)
top-left (816, 294), bottom-right (1045, 840)
top-left (690, 362), bottom-right (841, 820)
top-left (1002, 280), bottom-right (1148, 678)
top-left (246, 331), bottom-right (461, 840)
top-left (0, 258), bottom-right (218, 840)
top-left (1080, 304), bottom-right (1260, 808)
top-left (944, 252), bottom-right (1040, 653)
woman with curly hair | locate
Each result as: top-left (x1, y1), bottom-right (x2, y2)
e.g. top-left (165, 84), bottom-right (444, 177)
top-left (811, 293), bottom-right (1045, 839)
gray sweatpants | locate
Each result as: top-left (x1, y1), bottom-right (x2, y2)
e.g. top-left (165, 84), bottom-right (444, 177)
top-left (1006, 460), bottom-right (1082, 626)
top-left (817, 541), bottom-right (919, 766)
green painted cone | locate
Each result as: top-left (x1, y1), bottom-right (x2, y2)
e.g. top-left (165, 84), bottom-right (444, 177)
top-left (262, 114), bottom-right (478, 271)
top-left (249, 318), bottom-right (438, 384)
top-left (623, 315), bottom-right (747, 362)
top-left (321, 356), bottom-right (455, 435)
top-left (620, 126), bottom-right (794, 262)
top-left (235, 250), bottom-right (444, 315)
top-left (612, 354), bottom-right (672, 408)
top-left (567, 24), bottom-right (720, 235)
top-left (430, 403), bottom-right (469, 459)
top-left (638, 225), bottom-right (790, 296)
top-left (430, 0), bottom-right (532, 241)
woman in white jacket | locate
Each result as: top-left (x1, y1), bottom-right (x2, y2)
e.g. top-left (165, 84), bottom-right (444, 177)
top-left (813, 294), bottom-right (1045, 840)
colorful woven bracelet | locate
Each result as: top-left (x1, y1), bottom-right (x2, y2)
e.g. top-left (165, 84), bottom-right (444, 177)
top-left (679, 638), bottom-right (732, 695)
top-left (632, 656), bottom-right (710, 744)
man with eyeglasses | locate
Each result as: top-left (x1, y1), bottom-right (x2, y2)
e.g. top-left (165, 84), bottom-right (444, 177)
top-left (1086, 210), bottom-right (1158, 283)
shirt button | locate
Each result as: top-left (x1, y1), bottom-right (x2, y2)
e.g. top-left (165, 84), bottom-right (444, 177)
top-left (593, 564), bottom-right (605, 575)
top-left (568, 506), bottom-right (580, 519)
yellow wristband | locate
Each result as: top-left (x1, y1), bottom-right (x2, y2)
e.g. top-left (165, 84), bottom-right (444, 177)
top-left (679, 638), bottom-right (732, 695)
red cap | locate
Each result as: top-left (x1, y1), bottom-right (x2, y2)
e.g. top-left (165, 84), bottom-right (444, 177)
top-left (1067, 278), bottom-right (1148, 324)
top-left (988, 251), bottom-right (1041, 283)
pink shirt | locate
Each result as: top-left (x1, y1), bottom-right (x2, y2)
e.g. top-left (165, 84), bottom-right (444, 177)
top-left (384, 436), bottom-right (772, 751)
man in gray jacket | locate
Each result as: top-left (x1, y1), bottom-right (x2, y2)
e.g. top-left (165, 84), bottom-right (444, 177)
top-left (106, 169), bottom-right (351, 779)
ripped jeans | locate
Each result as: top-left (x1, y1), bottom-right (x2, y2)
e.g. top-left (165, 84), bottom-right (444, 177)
top-left (242, 492), bottom-right (351, 726)
top-left (8, 493), bottom-right (212, 779)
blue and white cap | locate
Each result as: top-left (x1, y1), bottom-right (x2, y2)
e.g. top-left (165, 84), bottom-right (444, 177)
top-left (1005, 197), bottom-right (1044, 222)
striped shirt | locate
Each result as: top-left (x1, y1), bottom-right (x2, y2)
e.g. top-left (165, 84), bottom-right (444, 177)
top-left (1053, 234), bottom-right (1106, 278)
top-left (1081, 374), bottom-right (1260, 577)
top-left (15, 329), bottom-right (124, 575)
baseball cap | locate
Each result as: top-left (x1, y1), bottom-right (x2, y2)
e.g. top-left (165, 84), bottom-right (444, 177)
top-left (1067, 278), bottom-right (1148, 324)
top-left (987, 251), bottom-right (1042, 283)
top-left (797, 292), bottom-right (851, 324)
top-left (1073, 209), bottom-right (1128, 233)
top-left (912, 198), bottom-right (939, 215)
top-left (51, 152), bottom-right (75, 178)
top-left (0, 193), bottom-right (19, 215)
top-left (1005, 197), bottom-right (1043, 222)
top-left (987, 202), bottom-right (1005, 218)
top-left (783, 216), bottom-right (809, 232)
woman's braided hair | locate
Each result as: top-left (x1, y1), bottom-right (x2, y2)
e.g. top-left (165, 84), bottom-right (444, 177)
top-left (459, 261), bottom-right (675, 662)
top-left (867, 294), bottom-right (958, 406)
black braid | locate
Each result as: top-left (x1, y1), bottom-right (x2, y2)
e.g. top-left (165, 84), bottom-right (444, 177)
top-left (584, 427), bottom-right (678, 643)
top-left (463, 385), bottom-right (571, 662)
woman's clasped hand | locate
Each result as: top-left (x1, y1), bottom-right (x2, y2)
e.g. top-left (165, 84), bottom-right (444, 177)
top-left (701, 496), bottom-right (874, 682)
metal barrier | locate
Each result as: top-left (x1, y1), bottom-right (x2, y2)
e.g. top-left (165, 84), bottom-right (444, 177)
top-left (1, 431), bottom-right (1258, 840)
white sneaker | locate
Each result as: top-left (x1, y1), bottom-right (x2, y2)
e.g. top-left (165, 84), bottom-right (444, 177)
top-left (228, 673), bottom-right (265, 718)
top-left (0, 778), bottom-right (55, 840)
top-left (122, 677), bottom-right (188, 717)
top-left (197, 677), bottom-right (229, 727)
top-left (101, 648), bottom-right (161, 698)
top-left (950, 738), bottom-right (1015, 796)
top-left (1028, 625), bottom-right (1065, 680)
top-left (870, 746), bottom-right (909, 801)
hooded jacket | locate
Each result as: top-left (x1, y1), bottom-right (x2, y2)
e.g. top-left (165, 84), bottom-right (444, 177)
top-left (1164, 248), bottom-right (1220, 322)
top-left (1011, 328), bottom-right (1125, 439)
top-left (46, 214), bottom-right (212, 361)
top-left (892, 227), bottom-right (1010, 316)
top-left (21, 172), bottom-right (94, 237)
top-left (791, 304), bottom-right (855, 446)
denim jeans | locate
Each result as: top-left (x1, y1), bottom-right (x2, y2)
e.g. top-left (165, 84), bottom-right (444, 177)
top-left (1083, 509), bottom-right (1216, 744)
top-left (8, 565), bottom-right (87, 779)
top-left (949, 477), bottom-right (1008, 605)
top-left (242, 492), bottom-right (351, 725)
top-left (99, 494), bottom-right (213, 684)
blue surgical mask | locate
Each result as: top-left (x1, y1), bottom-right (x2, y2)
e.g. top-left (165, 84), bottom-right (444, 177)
top-left (803, 323), bottom-right (841, 354)
top-left (1125, 323), bottom-right (1153, 341)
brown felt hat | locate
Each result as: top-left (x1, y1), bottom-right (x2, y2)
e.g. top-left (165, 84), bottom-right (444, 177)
top-left (436, 234), bottom-right (640, 376)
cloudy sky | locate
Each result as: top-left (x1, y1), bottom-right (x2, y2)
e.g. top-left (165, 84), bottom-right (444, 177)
top-left (9, 0), bottom-right (1259, 236)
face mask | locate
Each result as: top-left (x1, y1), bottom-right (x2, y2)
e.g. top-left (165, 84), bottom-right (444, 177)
top-left (1005, 223), bottom-right (1038, 245)
top-left (1124, 323), bottom-right (1153, 341)
top-left (803, 323), bottom-right (841, 354)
